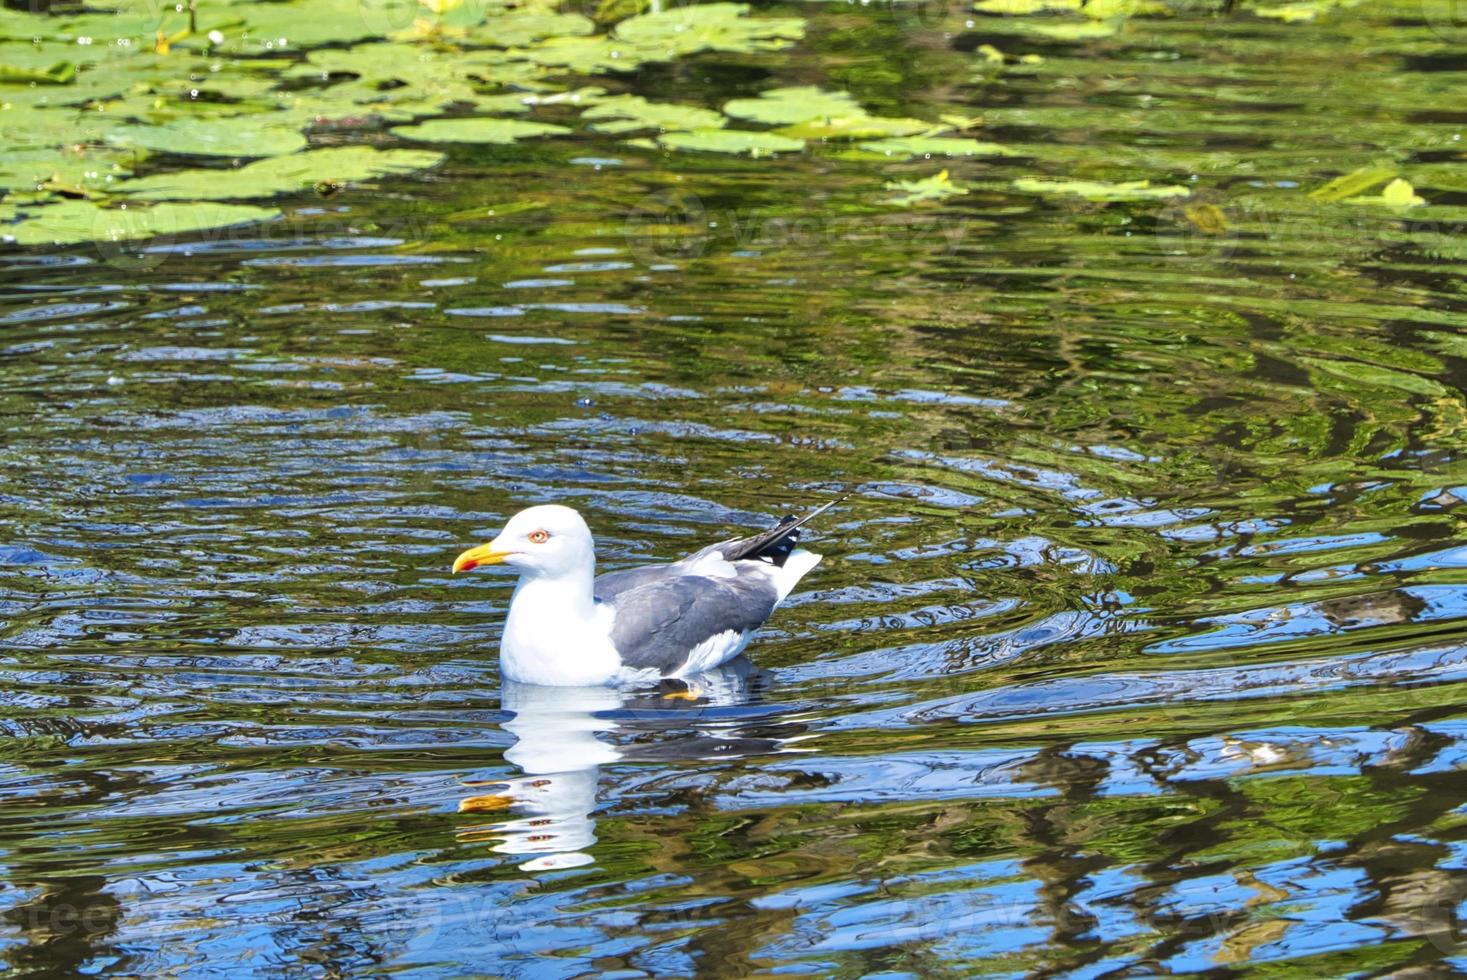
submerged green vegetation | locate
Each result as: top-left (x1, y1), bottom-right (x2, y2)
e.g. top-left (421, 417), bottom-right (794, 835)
top-left (0, 0), bottom-right (1446, 245)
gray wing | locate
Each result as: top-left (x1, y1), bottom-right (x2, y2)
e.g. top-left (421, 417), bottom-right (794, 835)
top-left (601, 568), bottom-right (780, 674)
top-left (594, 563), bottom-right (691, 601)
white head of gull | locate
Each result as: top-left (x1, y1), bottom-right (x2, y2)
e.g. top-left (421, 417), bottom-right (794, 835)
top-left (452, 499), bottom-right (838, 686)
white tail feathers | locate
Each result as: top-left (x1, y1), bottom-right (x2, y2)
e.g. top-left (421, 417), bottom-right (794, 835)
top-left (773, 549), bottom-right (822, 601)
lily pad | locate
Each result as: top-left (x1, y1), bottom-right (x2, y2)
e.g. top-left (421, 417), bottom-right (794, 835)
top-left (883, 169), bottom-right (969, 206)
top-left (108, 114), bottom-right (311, 158)
top-left (659, 129), bottom-right (805, 156)
top-left (391, 117), bottom-right (571, 143)
top-left (468, 11), bottom-right (597, 46)
top-left (1344, 178), bottom-right (1424, 207)
top-left (1081, 0), bottom-right (1169, 17)
top-left (723, 86), bottom-right (861, 125)
top-left (582, 95), bottom-right (724, 133)
top-left (1251, 0), bottom-right (1362, 21)
top-left (118, 147), bottom-right (445, 201)
top-left (1012, 177), bottom-right (1190, 201)
top-left (1018, 20), bottom-right (1120, 39)
top-left (206, 0), bottom-right (388, 54)
top-left (0, 146), bottom-right (136, 196)
top-left (292, 43), bottom-right (537, 116)
top-left (775, 115), bottom-right (930, 140)
top-left (861, 136), bottom-right (1011, 157)
top-left (613, 3), bottom-right (804, 57)
top-left (5, 200), bottom-right (281, 247)
top-left (23, 12), bottom-right (178, 48)
top-left (972, 0), bottom-right (1080, 11)
top-left (285, 89), bottom-right (429, 126)
top-left (516, 34), bottom-right (641, 73)
top-left (517, 4), bottom-right (804, 74)
top-left (1, 101), bottom-right (112, 150)
top-left (1309, 166), bottom-right (1396, 202)
top-left (0, 60), bottom-right (76, 85)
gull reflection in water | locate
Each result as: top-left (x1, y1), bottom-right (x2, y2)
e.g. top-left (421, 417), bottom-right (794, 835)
top-left (458, 658), bottom-right (794, 871)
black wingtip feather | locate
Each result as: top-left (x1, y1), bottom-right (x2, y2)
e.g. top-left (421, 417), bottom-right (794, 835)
top-left (723, 493), bottom-right (848, 567)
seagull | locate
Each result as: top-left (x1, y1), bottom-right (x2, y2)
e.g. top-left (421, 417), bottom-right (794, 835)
top-left (451, 498), bottom-right (839, 686)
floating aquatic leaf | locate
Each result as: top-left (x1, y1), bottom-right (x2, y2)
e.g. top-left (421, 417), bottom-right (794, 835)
top-left (50, 7), bottom-right (199, 48)
top-left (348, 43), bottom-right (532, 82)
top-left (0, 146), bottom-right (136, 196)
top-left (118, 147), bottom-right (444, 201)
top-left (292, 43), bottom-right (541, 115)
top-left (4, 51), bottom-right (217, 110)
top-left (723, 86), bottom-right (861, 125)
top-left (972, 0), bottom-right (1080, 11)
top-left (107, 114), bottom-right (310, 157)
top-left (284, 89), bottom-right (427, 126)
top-left (883, 169), bottom-right (969, 206)
top-left (659, 129), bottom-right (804, 156)
top-left (1081, 0), bottom-right (1168, 17)
top-left (514, 8), bottom-right (804, 74)
top-left (1309, 167), bottom-right (1396, 202)
top-left (775, 115), bottom-right (930, 140)
top-left (1251, 0), bottom-right (1362, 21)
top-left (0, 6), bottom-right (46, 40)
top-left (4, 200), bottom-right (280, 246)
top-left (593, 0), bottom-right (649, 25)
top-left (391, 116), bottom-right (571, 143)
top-left (468, 11), bottom-right (596, 46)
top-left (614, 3), bottom-right (804, 57)
top-left (94, 92), bottom-right (281, 130)
top-left (861, 136), bottom-right (1011, 157)
top-left (582, 95), bottom-right (724, 133)
top-left (1018, 19), bottom-right (1120, 38)
top-left (1013, 177), bottom-right (1190, 201)
top-left (205, 0), bottom-right (387, 54)
top-left (519, 34), bottom-right (639, 73)
top-left (940, 113), bottom-right (984, 130)
top-left (0, 60), bottom-right (75, 85)
top-left (0, 98), bottom-right (108, 147)
top-left (1252, 2), bottom-right (1316, 19)
top-left (297, 42), bottom-right (459, 83)
top-left (1344, 178), bottom-right (1424, 207)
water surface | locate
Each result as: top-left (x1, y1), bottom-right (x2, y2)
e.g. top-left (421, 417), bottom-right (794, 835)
top-left (5, 1), bottom-right (1467, 974)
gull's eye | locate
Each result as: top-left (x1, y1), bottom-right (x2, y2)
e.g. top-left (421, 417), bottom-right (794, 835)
top-left (528, 529), bottom-right (550, 544)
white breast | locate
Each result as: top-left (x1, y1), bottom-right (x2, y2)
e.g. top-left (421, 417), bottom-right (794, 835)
top-left (500, 582), bottom-right (622, 686)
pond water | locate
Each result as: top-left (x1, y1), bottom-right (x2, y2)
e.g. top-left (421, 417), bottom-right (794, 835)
top-left (4, 0), bottom-right (1467, 974)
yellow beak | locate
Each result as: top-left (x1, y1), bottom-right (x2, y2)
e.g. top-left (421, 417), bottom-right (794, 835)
top-left (452, 543), bottom-right (514, 574)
